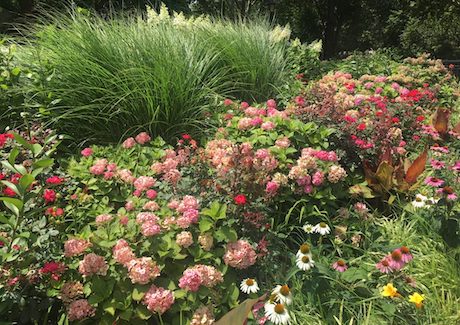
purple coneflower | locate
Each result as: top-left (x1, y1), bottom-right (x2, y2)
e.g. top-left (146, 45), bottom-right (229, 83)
top-left (399, 246), bottom-right (413, 263)
top-left (332, 259), bottom-right (348, 272)
top-left (424, 176), bottom-right (444, 187)
top-left (376, 257), bottom-right (393, 274)
top-left (389, 250), bottom-right (405, 270)
top-left (430, 159), bottom-right (445, 170)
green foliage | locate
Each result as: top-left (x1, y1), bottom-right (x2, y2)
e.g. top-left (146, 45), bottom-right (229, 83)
top-left (19, 7), bottom-right (291, 144)
top-left (0, 131), bottom-right (65, 324)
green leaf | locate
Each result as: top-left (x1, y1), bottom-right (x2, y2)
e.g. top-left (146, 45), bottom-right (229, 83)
top-left (132, 285), bottom-right (149, 301)
top-left (18, 174), bottom-right (34, 192)
top-left (31, 144), bottom-right (43, 157)
top-left (13, 133), bottom-right (32, 150)
top-left (202, 201), bottom-right (227, 221)
top-left (103, 301), bottom-right (117, 316)
top-left (1, 161), bottom-right (18, 173)
top-left (135, 305), bottom-right (152, 320)
top-left (32, 158), bottom-right (54, 169)
top-left (8, 147), bottom-right (19, 166)
top-left (0, 197), bottom-right (23, 211)
top-left (199, 216), bottom-right (214, 232)
top-left (341, 267), bottom-right (369, 283)
top-left (13, 164), bottom-right (27, 175)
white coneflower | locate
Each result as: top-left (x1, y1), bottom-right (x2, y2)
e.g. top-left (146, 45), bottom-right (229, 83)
top-left (296, 254), bottom-right (315, 271)
top-left (312, 222), bottom-right (331, 235)
top-left (271, 285), bottom-right (293, 306)
top-left (427, 197), bottom-right (439, 205)
top-left (296, 243), bottom-right (312, 259)
top-left (302, 223), bottom-right (314, 233)
top-left (411, 194), bottom-right (427, 208)
top-left (240, 278), bottom-right (259, 294)
top-left (265, 302), bottom-right (291, 324)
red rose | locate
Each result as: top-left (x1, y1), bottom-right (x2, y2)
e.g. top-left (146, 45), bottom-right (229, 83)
top-left (46, 176), bottom-right (64, 185)
top-left (3, 187), bottom-right (16, 197)
top-left (182, 134), bottom-right (191, 140)
top-left (43, 189), bottom-right (56, 203)
top-left (416, 116), bottom-right (425, 122)
top-left (234, 194), bottom-right (247, 206)
top-left (391, 117), bottom-right (400, 123)
top-left (357, 123), bottom-right (366, 131)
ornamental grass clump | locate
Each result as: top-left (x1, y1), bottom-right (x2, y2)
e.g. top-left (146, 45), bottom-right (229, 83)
top-left (23, 5), bottom-right (290, 144)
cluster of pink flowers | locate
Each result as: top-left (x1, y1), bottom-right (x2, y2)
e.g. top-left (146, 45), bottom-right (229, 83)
top-left (89, 159), bottom-right (118, 180)
top-left (167, 195), bottom-right (200, 229)
top-left (176, 231), bottom-right (193, 248)
top-left (67, 299), bottom-right (96, 321)
top-left (95, 214), bottom-right (113, 224)
top-left (127, 257), bottom-right (160, 284)
top-left (178, 265), bottom-right (223, 292)
top-left (223, 239), bottom-right (257, 269)
top-left (133, 176), bottom-right (156, 192)
top-left (112, 239), bottom-right (135, 267)
top-left (150, 147), bottom-right (191, 186)
top-left (64, 239), bottom-right (92, 257)
top-left (288, 148), bottom-right (346, 193)
top-left (117, 168), bottom-right (136, 184)
top-left (190, 306), bottom-right (215, 325)
top-left (142, 285), bottom-right (175, 314)
top-left (376, 246), bottom-right (413, 273)
top-left (60, 281), bottom-right (84, 304)
top-left (136, 212), bottom-right (161, 236)
top-left (78, 253), bottom-right (109, 276)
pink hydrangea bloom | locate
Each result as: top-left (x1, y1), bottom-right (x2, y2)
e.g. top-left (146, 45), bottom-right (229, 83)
top-left (261, 121), bottom-right (275, 130)
top-left (143, 285), bottom-right (175, 314)
top-left (117, 169), bottom-right (135, 183)
top-left (136, 212), bottom-right (159, 224)
top-left (176, 231), bottom-right (193, 248)
top-left (265, 181), bottom-right (280, 196)
top-left (89, 164), bottom-right (105, 175)
top-left (78, 253), bottom-right (108, 276)
top-left (275, 137), bottom-right (290, 148)
top-left (141, 221), bottom-right (161, 236)
top-left (67, 299), bottom-right (96, 321)
top-left (122, 137), bottom-right (136, 149)
top-left (223, 240), bottom-right (257, 269)
top-left (312, 170), bottom-right (325, 186)
top-left (146, 189), bottom-right (157, 199)
top-left (143, 201), bottom-right (160, 211)
top-left (178, 265), bottom-right (223, 292)
top-left (80, 148), bottom-right (93, 157)
top-left (64, 239), bottom-right (92, 257)
top-left (103, 171), bottom-right (114, 180)
top-left (179, 269), bottom-right (202, 292)
top-left (191, 306), bottom-right (215, 325)
top-left (112, 239), bottom-right (135, 266)
top-left (134, 176), bottom-right (156, 192)
top-left (328, 165), bottom-right (347, 183)
top-left (135, 132), bottom-right (151, 144)
top-left (266, 99), bottom-right (277, 108)
top-left (177, 196), bottom-right (199, 213)
top-left (125, 200), bottom-right (135, 211)
top-left (95, 214), bottom-right (113, 224)
top-left (127, 257), bottom-right (160, 284)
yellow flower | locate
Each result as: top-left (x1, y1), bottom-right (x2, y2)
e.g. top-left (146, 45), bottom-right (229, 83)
top-left (409, 292), bottom-right (425, 308)
top-left (381, 283), bottom-right (398, 298)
